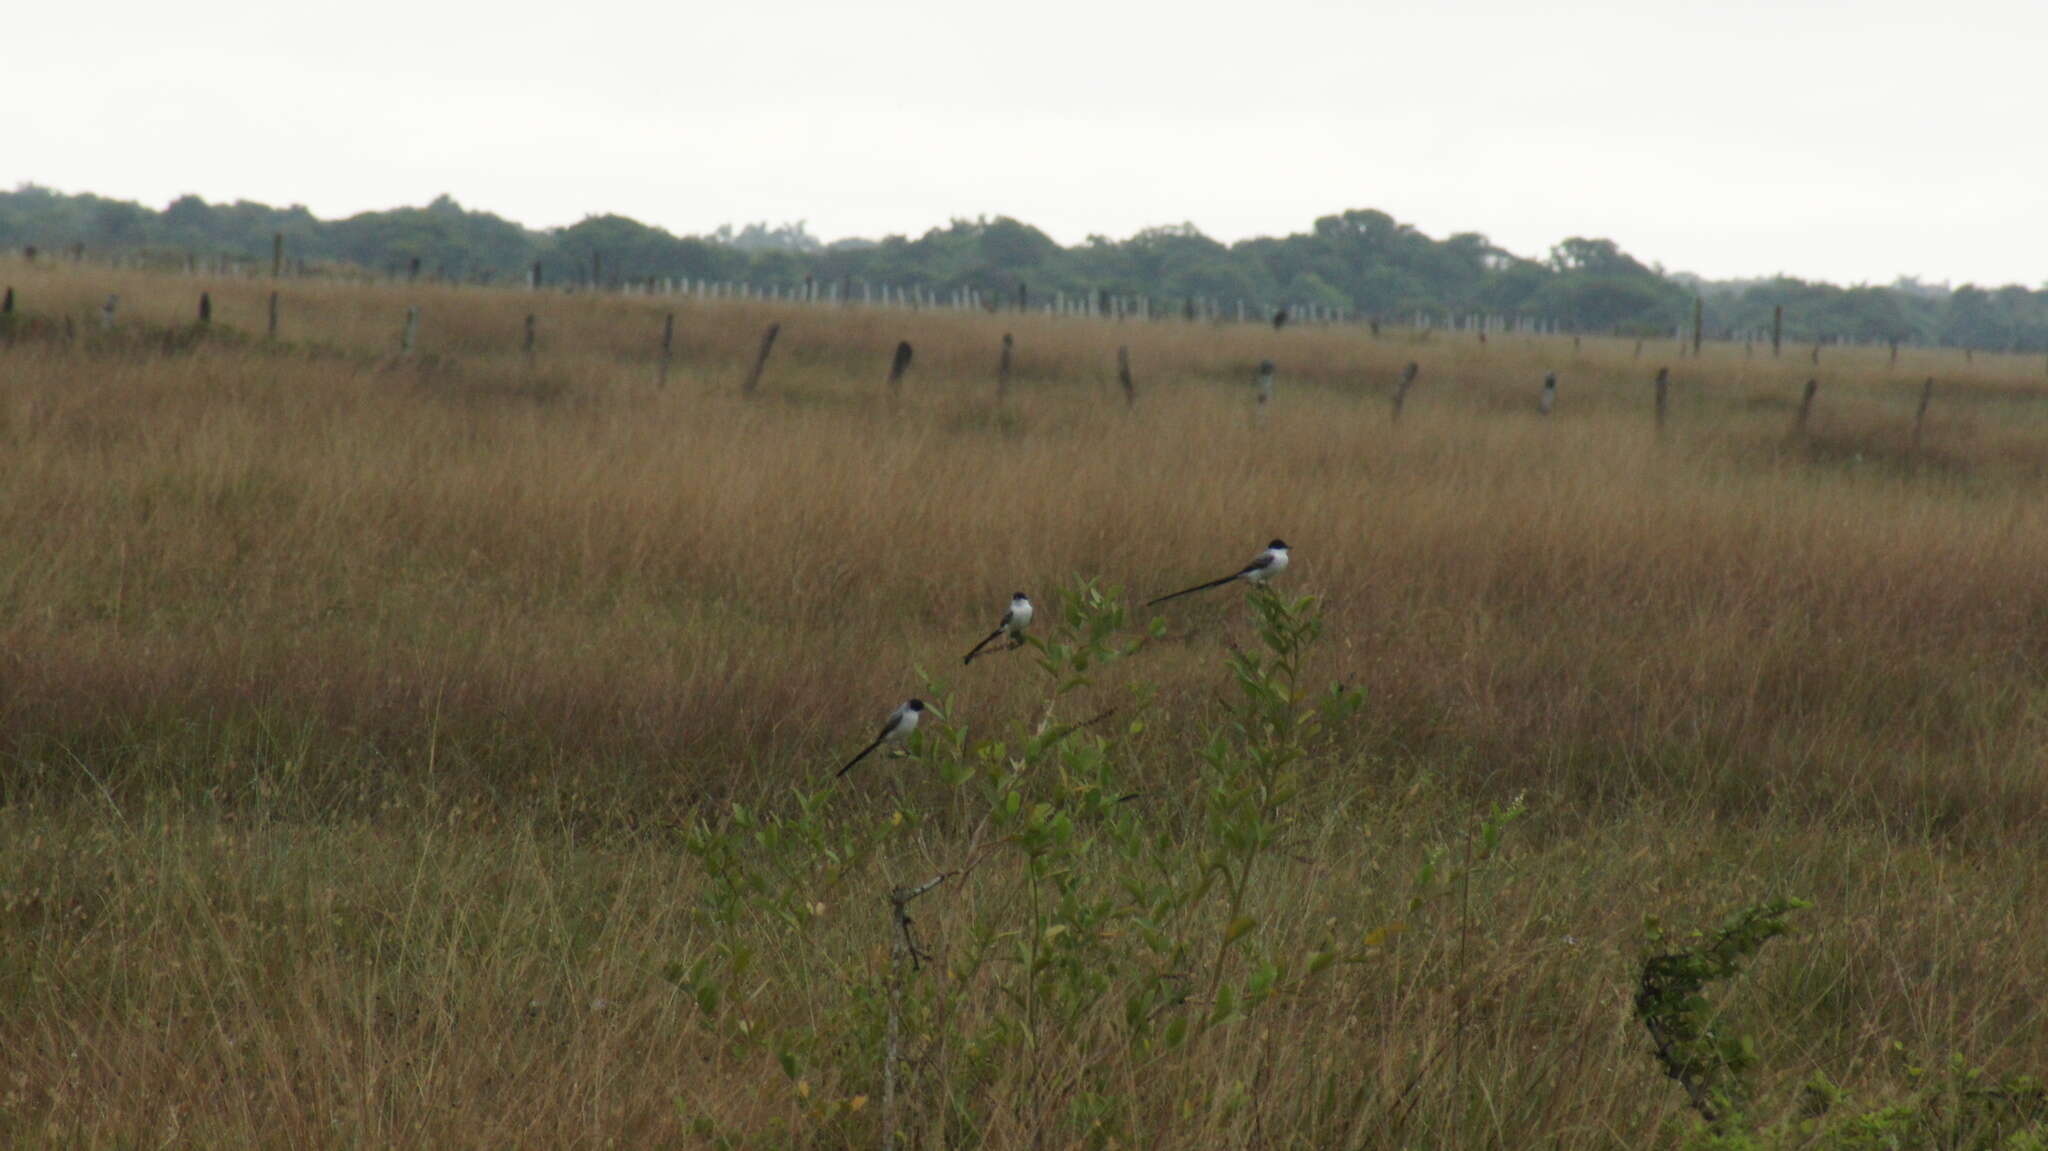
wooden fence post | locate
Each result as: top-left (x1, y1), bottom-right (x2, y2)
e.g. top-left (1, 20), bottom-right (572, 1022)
top-left (1255, 359), bottom-right (1275, 411)
top-left (659, 312), bottom-right (676, 386)
top-left (1116, 346), bottom-right (1136, 406)
top-left (408, 257), bottom-right (421, 282)
top-left (2, 287), bottom-right (12, 315)
top-left (887, 341), bottom-right (913, 396)
top-left (997, 333), bottom-right (1013, 402)
top-left (1691, 297), bottom-right (1703, 357)
top-left (1793, 379), bottom-right (1817, 439)
top-left (1391, 361), bottom-right (1420, 422)
top-left (271, 232), bottom-right (284, 278)
top-left (1771, 305), bottom-right (1783, 357)
top-left (1911, 377), bottom-right (1934, 459)
top-left (1889, 339), bottom-right (1899, 366)
top-left (1654, 366), bottom-right (1669, 435)
top-left (401, 306), bottom-right (419, 353)
top-left (1271, 306), bottom-right (1289, 330)
top-left (523, 313), bottom-right (537, 367)
top-left (742, 322), bottom-right (780, 395)
top-left (1810, 342), bottom-right (1820, 365)
top-left (100, 294), bottom-right (119, 331)
top-left (198, 293), bottom-right (212, 325)
top-left (267, 291), bottom-right (279, 340)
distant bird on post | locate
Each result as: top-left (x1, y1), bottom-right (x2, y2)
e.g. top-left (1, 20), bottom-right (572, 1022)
top-left (1538, 372), bottom-right (1557, 415)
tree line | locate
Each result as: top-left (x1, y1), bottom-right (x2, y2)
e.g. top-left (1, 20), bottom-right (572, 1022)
top-left (4, 183), bottom-right (2044, 349)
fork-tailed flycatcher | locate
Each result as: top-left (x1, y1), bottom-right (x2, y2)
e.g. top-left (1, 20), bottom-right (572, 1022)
top-left (837, 699), bottom-right (925, 777)
top-left (1145, 540), bottom-right (1290, 606)
top-left (963, 592), bottom-right (1033, 665)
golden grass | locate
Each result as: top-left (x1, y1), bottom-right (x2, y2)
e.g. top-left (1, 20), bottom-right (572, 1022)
top-left (2, 254), bottom-right (2047, 1146)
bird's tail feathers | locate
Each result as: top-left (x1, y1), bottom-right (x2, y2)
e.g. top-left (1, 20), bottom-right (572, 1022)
top-left (1144, 573), bottom-right (1236, 607)
top-left (962, 627), bottom-right (1005, 665)
top-left (836, 736), bottom-right (885, 778)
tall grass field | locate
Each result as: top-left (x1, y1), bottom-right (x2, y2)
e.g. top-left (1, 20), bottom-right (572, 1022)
top-left (2, 255), bottom-right (2046, 1147)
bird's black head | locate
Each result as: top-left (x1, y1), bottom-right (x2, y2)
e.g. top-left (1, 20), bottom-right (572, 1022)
top-left (1267, 539), bottom-right (1289, 551)
top-left (1544, 372), bottom-right (1557, 384)
top-left (1012, 591), bottom-right (1029, 601)
top-left (906, 699), bottom-right (926, 712)
top-left (1259, 359), bottom-right (1275, 374)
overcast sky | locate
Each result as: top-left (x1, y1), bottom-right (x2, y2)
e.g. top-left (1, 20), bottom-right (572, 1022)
top-left (9, 0), bottom-right (2041, 287)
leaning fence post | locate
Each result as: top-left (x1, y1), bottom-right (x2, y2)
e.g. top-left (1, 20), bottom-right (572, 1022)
top-left (997, 333), bottom-right (1013, 402)
top-left (887, 341), bottom-right (913, 397)
top-left (1117, 346), bottom-right (1135, 406)
top-left (401, 306), bottom-right (419, 353)
top-left (1793, 378), bottom-right (1818, 439)
top-left (742, 322), bottom-right (780, 395)
top-left (1391, 361), bottom-right (1420, 422)
top-left (2, 286), bottom-right (13, 315)
top-left (1654, 367), bottom-right (1669, 435)
top-left (1911, 377), bottom-right (1934, 459)
top-left (198, 292), bottom-right (212, 326)
top-left (659, 312), bottom-right (676, 386)
top-left (267, 291), bottom-right (279, 340)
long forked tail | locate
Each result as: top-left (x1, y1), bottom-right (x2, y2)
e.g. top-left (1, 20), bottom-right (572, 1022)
top-left (962, 627), bottom-right (1005, 665)
top-left (1145, 573), bottom-right (1238, 607)
top-left (836, 736), bottom-right (885, 778)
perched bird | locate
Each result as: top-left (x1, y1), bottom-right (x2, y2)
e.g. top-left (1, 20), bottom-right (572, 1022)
top-left (836, 699), bottom-right (925, 777)
top-left (963, 592), bottom-right (1033, 665)
top-left (1538, 371), bottom-right (1557, 415)
top-left (1146, 540), bottom-right (1290, 607)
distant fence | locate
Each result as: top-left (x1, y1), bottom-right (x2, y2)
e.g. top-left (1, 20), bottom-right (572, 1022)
top-left (2, 239), bottom-right (2034, 358)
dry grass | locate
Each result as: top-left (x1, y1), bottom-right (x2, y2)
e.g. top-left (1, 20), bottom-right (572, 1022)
top-left (2, 255), bottom-right (2047, 1146)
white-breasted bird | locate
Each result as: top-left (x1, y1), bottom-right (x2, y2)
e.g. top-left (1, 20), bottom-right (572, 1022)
top-left (1538, 371), bottom-right (1557, 415)
top-left (963, 592), bottom-right (1033, 665)
top-left (837, 699), bottom-right (925, 777)
top-left (1146, 540), bottom-right (1290, 607)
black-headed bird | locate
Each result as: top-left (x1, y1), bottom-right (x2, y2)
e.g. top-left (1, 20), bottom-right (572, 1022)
top-left (1146, 540), bottom-right (1290, 607)
top-left (963, 592), bottom-right (1033, 665)
top-left (836, 699), bottom-right (925, 777)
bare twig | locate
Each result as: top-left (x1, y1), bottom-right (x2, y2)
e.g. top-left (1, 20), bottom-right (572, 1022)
top-left (884, 871), bottom-right (951, 1145)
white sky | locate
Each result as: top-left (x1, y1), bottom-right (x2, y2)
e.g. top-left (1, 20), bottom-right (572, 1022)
top-left (9, 0), bottom-right (2042, 287)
